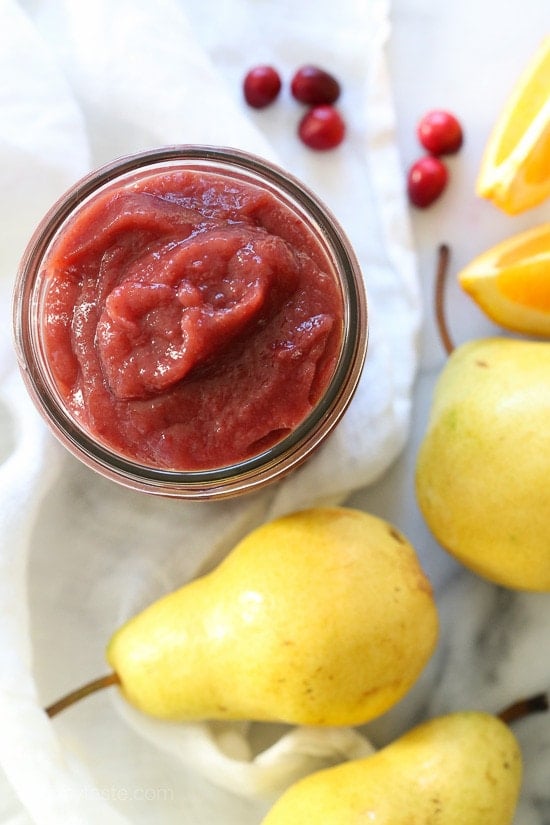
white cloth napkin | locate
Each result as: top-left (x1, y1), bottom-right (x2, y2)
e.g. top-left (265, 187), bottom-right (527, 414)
top-left (0, 0), bottom-right (419, 822)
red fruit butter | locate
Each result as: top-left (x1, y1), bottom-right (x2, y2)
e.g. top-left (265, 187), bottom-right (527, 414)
top-left (298, 105), bottom-right (346, 150)
top-left (291, 65), bottom-right (341, 105)
top-left (243, 65), bottom-right (282, 108)
top-left (407, 156), bottom-right (448, 208)
top-left (417, 110), bottom-right (463, 156)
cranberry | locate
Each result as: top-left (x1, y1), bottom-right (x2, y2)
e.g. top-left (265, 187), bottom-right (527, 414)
top-left (243, 65), bottom-right (282, 108)
top-left (407, 156), bottom-right (449, 208)
top-left (417, 110), bottom-right (463, 156)
top-left (298, 105), bottom-right (346, 150)
top-left (291, 65), bottom-right (341, 105)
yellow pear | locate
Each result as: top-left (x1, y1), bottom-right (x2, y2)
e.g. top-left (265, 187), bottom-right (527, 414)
top-left (416, 337), bottom-right (550, 591)
top-left (105, 507), bottom-right (438, 724)
top-left (261, 710), bottom-right (522, 824)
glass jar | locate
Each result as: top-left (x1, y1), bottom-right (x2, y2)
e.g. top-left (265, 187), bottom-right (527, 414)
top-left (13, 145), bottom-right (367, 499)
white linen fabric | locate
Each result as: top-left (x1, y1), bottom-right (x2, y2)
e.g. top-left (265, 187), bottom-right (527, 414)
top-left (0, 0), bottom-right (419, 822)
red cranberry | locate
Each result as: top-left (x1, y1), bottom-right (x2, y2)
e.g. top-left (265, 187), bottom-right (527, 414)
top-left (407, 156), bottom-right (449, 208)
top-left (298, 105), bottom-right (346, 150)
top-left (417, 110), bottom-right (463, 155)
top-left (243, 66), bottom-right (282, 108)
top-left (291, 65), bottom-right (341, 105)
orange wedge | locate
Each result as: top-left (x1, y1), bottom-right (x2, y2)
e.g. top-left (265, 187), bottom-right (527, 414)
top-left (477, 37), bottom-right (550, 214)
top-left (458, 223), bottom-right (550, 337)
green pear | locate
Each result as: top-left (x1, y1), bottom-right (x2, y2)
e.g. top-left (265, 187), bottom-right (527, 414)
top-left (106, 507), bottom-right (438, 725)
top-left (261, 711), bottom-right (522, 824)
top-left (416, 337), bottom-right (550, 591)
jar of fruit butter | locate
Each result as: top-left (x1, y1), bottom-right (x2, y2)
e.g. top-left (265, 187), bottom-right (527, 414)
top-left (13, 146), bottom-right (367, 499)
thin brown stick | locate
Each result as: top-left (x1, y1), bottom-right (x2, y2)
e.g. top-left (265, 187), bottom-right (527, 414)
top-left (45, 672), bottom-right (120, 718)
top-left (498, 692), bottom-right (549, 725)
top-left (434, 243), bottom-right (455, 355)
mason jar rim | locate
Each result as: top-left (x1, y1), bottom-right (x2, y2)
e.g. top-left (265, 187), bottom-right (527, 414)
top-left (13, 145), bottom-right (368, 499)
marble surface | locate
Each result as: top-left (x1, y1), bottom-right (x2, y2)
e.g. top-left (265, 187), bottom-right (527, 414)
top-left (349, 0), bottom-right (550, 822)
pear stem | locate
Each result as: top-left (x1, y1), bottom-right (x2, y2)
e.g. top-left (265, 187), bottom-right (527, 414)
top-left (45, 672), bottom-right (120, 718)
top-left (498, 692), bottom-right (549, 725)
top-left (434, 243), bottom-right (455, 356)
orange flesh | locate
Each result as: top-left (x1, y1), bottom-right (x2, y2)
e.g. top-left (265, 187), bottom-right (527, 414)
top-left (497, 264), bottom-right (550, 311)
top-left (494, 45), bottom-right (550, 164)
top-left (498, 230), bottom-right (550, 266)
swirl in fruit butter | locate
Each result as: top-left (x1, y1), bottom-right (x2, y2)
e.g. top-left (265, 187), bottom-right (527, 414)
top-left (42, 170), bottom-right (344, 470)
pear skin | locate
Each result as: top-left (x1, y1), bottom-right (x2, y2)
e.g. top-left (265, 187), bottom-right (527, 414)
top-left (106, 507), bottom-right (438, 724)
top-left (261, 711), bottom-right (522, 824)
top-left (416, 337), bottom-right (550, 591)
